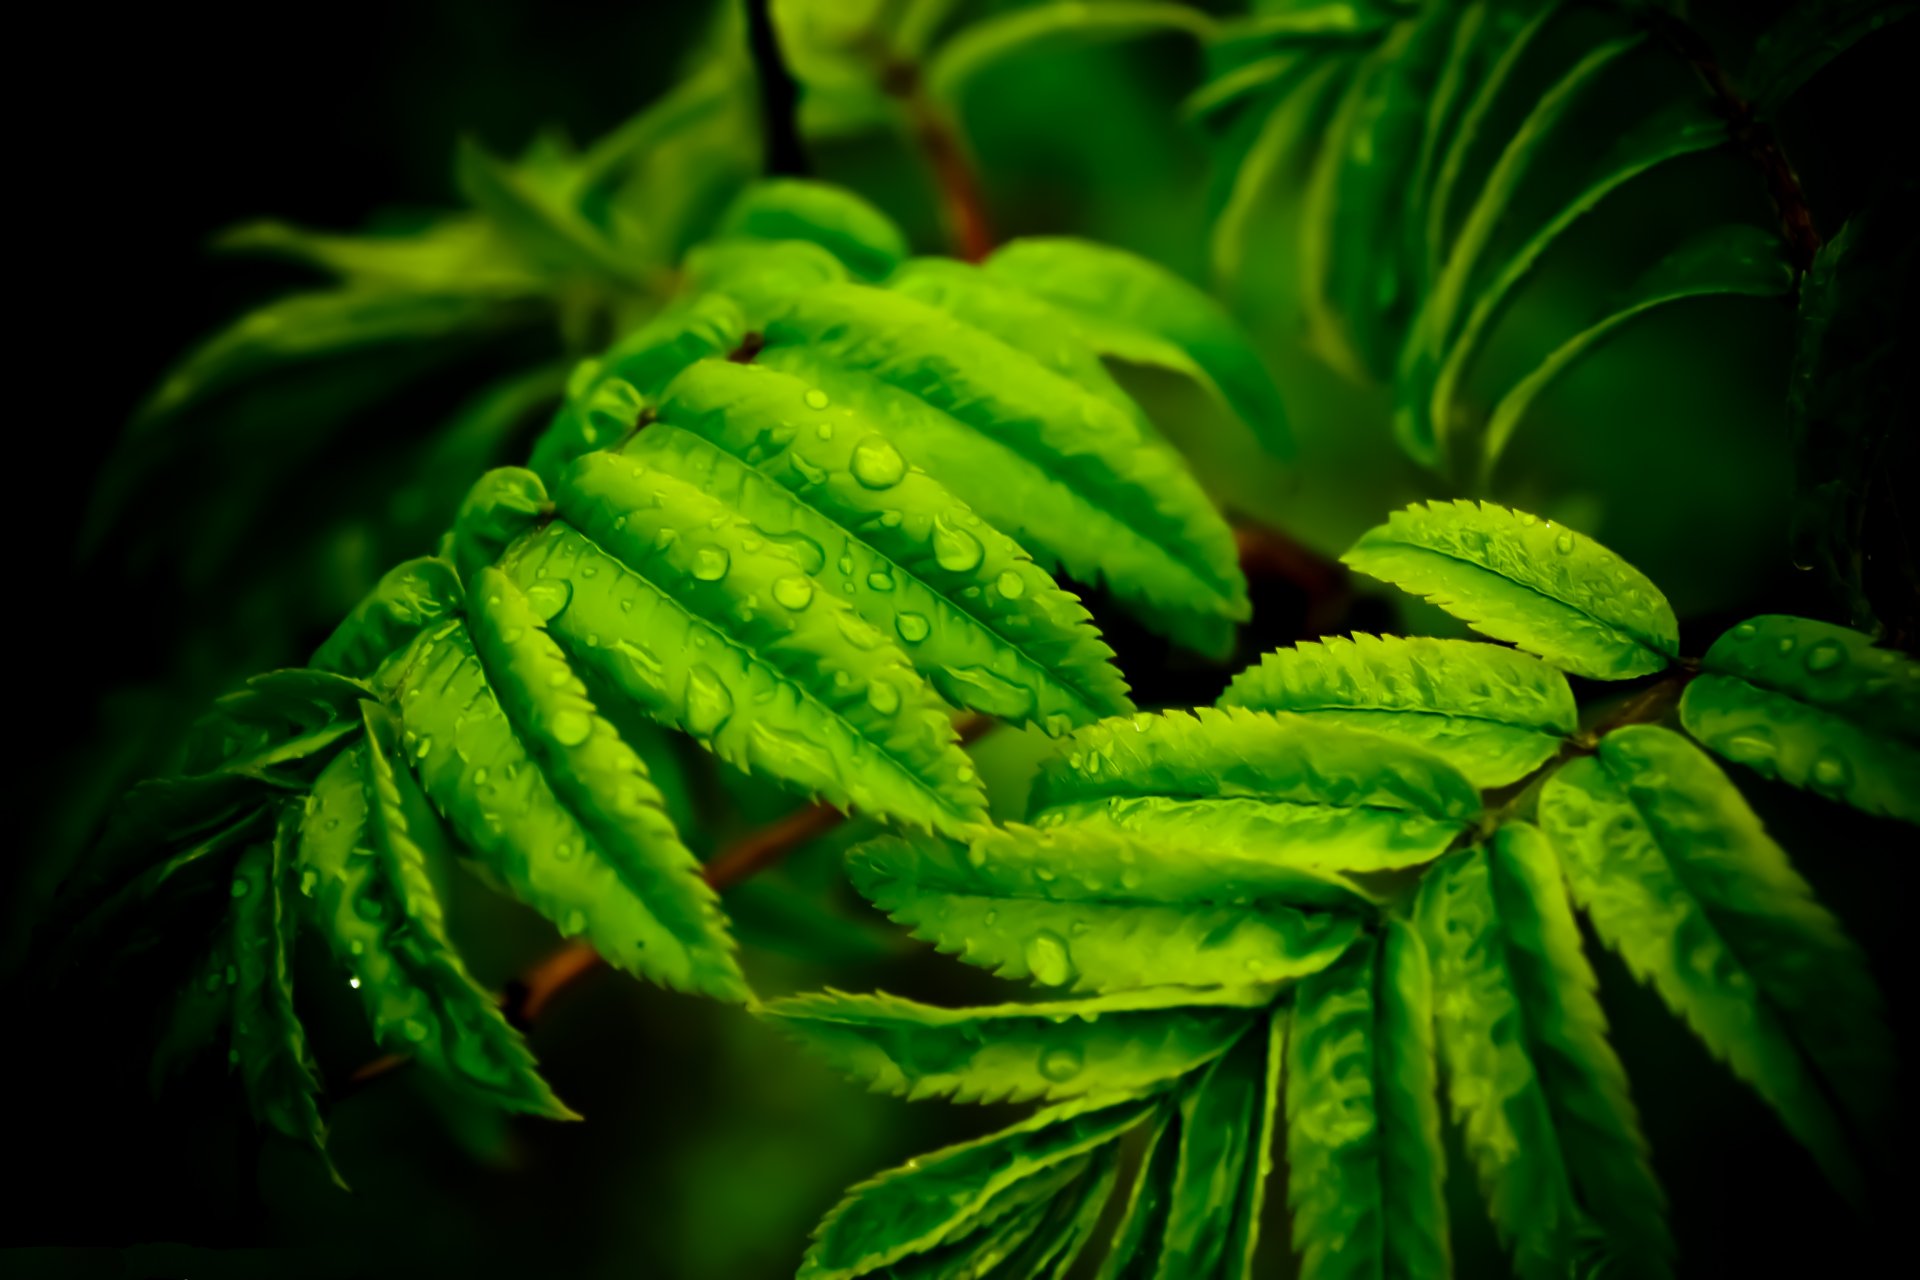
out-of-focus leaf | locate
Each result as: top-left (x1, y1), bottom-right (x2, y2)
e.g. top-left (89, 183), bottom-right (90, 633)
top-left (1477, 223), bottom-right (1792, 480)
top-left (927, 3), bottom-right (1216, 106)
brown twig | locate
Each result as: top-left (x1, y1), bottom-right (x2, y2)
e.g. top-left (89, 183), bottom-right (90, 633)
top-left (339, 714), bottom-right (995, 1098)
top-left (875, 57), bottom-right (995, 262)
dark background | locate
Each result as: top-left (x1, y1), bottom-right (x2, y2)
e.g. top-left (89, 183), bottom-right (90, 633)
top-left (6, 1), bottom-right (1914, 1276)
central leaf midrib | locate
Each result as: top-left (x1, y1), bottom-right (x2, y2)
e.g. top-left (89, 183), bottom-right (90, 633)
top-left (1377, 535), bottom-right (1669, 660)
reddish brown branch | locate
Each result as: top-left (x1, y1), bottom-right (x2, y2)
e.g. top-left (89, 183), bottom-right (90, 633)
top-left (877, 58), bottom-right (995, 262)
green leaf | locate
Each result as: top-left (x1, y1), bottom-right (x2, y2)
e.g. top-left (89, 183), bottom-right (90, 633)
top-left (848, 824), bottom-right (1365, 994)
top-left (391, 599), bottom-right (743, 995)
top-left (801, 1094), bottom-right (1157, 1280)
top-left (603, 291), bottom-right (752, 396)
top-left (1397, 26), bottom-right (1648, 468)
top-left (926, 3), bottom-right (1216, 106)
top-left (312, 557), bottom-right (465, 681)
top-left (180, 668), bottom-right (372, 782)
top-left (450, 467), bottom-right (554, 587)
top-left (1477, 223), bottom-right (1793, 482)
top-left (301, 742), bottom-right (568, 1118)
top-left (217, 215), bottom-right (541, 294)
top-left (134, 290), bottom-right (521, 429)
top-left (150, 934), bottom-right (234, 1095)
top-left (982, 237), bottom-right (1294, 458)
top-left (1295, 6), bottom-right (1458, 380)
top-left (1098, 1102), bottom-right (1180, 1280)
top-left (886, 256), bottom-right (1161, 441)
top-left (1425, 94), bottom-right (1737, 466)
top-left (1209, 57), bottom-right (1352, 302)
top-left (1029, 707), bottom-right (1481, 876)
top-left (1681, 615), bottom-right (1920, 824)
top-left (455, 137), bottom-right (642, 285)
top-left (760, 986), bottom-right (1258, 1104)
top-left (754, 282), bottom-right (1249, 656)
top-left (1285, 921), bottom-right (1448, 1280)
top-left (682, 237), bottom-right (852, 313)
top-left (1343, 501), bottom-right (1679, 680)
top-left (1155, 1009), bottom-right (1282, 1279)
top-left (506, 450), bottom-right (988, 832)
top-left (1219, 634), bottom-right (1576, 788)
top-left (229, 810), bottom-right (341, 1186)
top-left (464, 567), bottom-right (747, 1000)
top-left (640, 357), bottom-right (1133, 731)
top-left (715, 179), bottom-right (909, 280)
top-left (1540, 725), bottom-right (1892, 1202)
top-left (1418, 824), bottom-right (1670, 1280)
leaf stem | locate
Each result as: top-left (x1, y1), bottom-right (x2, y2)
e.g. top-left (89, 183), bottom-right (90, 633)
top-left (875, 55), bottom-right (995, 261)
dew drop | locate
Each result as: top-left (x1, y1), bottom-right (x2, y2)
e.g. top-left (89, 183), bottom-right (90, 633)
top-left (803, 388), bottom-right (830, 410)
top-left (685, 664), bottom-right (734, 738)
top-left (896, 613), bottom-right (931, 644)
top-left (524, 579), bottom-right (572, 621)
top-left (1803, 640), bottom-right (1845, 673)
top-left (1038, 1046), bottom-right (1085, 1083)
top-left (691, 547), bottom-right (731, 582)
top-left (995, 570), bottom-right (1025, 600)
top-left (773, 575), bottom-right (816, 610)
top-left (850, 435), bottom-right (907, 489)
top-left (867, 570), bottom-right (895, 592)
top-left (551, 710), bottom-right (592, 747)
top-left (1809, 749), bottom-right (1852, 793)
top-left (868, 682), bottom-right (901, 715)
top-left (932, 518), bottom-right (985, 573)
top-left (1024, 931), bottom-right (1073, 987)
top-left (1554, 532), bottom-right (1575, 555)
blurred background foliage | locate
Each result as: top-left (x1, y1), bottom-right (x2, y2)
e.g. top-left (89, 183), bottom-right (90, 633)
top-left (8, 0), bottom-right (1913, 1275)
